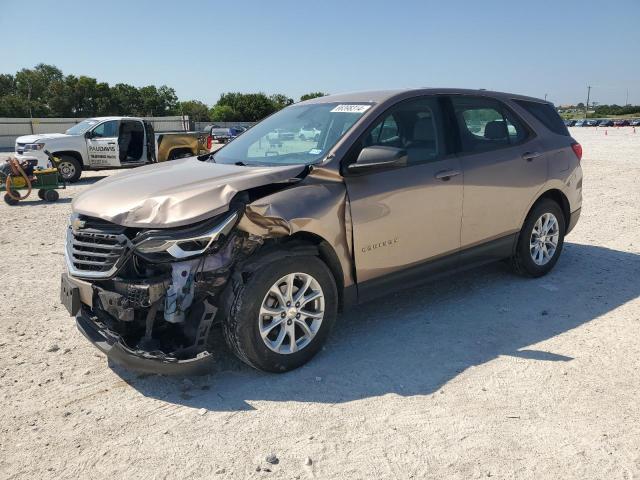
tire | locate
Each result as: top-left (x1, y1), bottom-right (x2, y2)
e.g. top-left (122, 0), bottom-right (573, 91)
top-left (57, 155), bottom-right (82, 183)
top-left (38, 189), bottom-right (46, 200)
top-left (3, 193), bottom-right (19, 206)
top-left (43, 189), bottom-right (59, 202)
top-left (511, 199), bottom-right (566, 277)
top-left (168, 150), bottom-right (192, 160)
top-left (222, 255), bottom-right (338, 373)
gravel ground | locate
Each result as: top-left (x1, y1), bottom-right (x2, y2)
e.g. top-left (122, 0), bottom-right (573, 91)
top-left (1, 127), bottom-right (639, 479)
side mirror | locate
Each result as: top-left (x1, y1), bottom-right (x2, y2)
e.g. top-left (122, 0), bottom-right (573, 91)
top-left (347, 146), bottom-right (408, 175)
top-left (84, 130), bottom-right (93, 139)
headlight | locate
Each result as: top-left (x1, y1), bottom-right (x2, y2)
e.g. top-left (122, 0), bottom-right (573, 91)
top-left (134, 211), bottom-right (239, 260)
top-left (25, 143), bottom-right (45, 151)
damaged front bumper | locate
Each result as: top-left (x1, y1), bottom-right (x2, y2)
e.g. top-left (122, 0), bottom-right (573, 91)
top-left (75, 308), bottom-right (214, 375)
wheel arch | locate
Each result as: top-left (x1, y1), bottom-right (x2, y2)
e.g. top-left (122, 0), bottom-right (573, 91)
top-left (52, 150), bottom-right (84, 166)
top-left (241, 231), bottom-right (347, 312)
top-left (531, 188), bottom-right (570, 229)
top-left (167, 147), bottom-right (194, 160)
top-left (286, 232), bottom-right (346, 310)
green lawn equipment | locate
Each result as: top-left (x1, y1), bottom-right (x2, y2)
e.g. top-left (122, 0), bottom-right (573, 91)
top-left (1, 150), bottom-right (66, 206)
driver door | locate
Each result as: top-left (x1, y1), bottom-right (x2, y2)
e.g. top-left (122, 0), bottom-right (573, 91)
top-left (344, 96), bottom-right (463, 300)
top-left (86, 120), bottom-right (120, 168)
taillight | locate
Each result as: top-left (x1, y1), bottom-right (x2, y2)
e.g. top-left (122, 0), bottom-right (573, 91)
top-left (571, 142), bottom-right (582, 162)
top-left (206, 135), bottom-right (212, 150)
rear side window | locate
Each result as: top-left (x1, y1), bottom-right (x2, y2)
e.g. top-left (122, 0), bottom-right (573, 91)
top-left (514, 99), bottom-right (570, 136)
top-left (450, 96), bottom-right (528, 154)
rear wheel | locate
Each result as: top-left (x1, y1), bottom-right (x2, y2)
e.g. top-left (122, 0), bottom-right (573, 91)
top-left (57, 155), bottom-right (82, 183)
top-left (168, 149), bottom-right (193, 160)
top-left (222, 255), bottom-right (338, 372)
top-left (511, 199), bottom-right (565, 277)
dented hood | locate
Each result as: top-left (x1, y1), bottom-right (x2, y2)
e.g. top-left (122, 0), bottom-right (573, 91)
top-left (72, 158), bottom-right (305, 228)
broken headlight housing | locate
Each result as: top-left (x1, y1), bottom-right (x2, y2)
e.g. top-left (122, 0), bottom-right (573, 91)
top-left (133, 211), bottom-right (239, 261)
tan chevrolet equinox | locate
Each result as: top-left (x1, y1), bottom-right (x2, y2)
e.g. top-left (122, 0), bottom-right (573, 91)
top-left (60, 89), bottom-right (583, 374)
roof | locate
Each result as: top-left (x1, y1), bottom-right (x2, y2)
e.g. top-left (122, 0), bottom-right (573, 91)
top-left (299, 88), bottom-right (549, 106)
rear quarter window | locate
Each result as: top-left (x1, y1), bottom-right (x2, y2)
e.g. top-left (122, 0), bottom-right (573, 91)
top-left (514, 99), bottom-right (570, 136)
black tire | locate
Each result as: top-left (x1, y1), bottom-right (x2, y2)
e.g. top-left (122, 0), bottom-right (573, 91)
top-left (168, 150), bottom-right (193, 160)
top-left (222, 255), bottom-right (338, 373)
top-left (43, 189), bottom-right (59, 202)
top-left (3, 193), bottom-right (19, 206)
top-left (38, 189), bottom-right (46, 200)
top-left (511, 198), bottom-right (566, 277)
top-left (57, 155), bottom-right (82, 183)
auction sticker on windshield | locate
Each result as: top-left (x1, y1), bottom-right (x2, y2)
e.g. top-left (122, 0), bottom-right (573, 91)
top-left (330, 104), bottom-right (372, 113)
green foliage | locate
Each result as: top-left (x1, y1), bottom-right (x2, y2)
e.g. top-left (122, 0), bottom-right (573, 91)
top-left (210, 104), bottom-right (241, 122)
top-left (270, 93), bottom-right (294, 110)
top-left (215, 92), bottom-right (278, 122)
top-left (0, 64), bottom-right (180, 118)
top-left (179, 100), bottom-right (210, 122)
top-left (300, 92), bottom-right (328, 102)
top-left (0, 64), bottom-right (325, 121)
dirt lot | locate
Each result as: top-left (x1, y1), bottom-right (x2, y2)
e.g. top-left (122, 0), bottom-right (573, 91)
top-left (1, 127), bottom-right (639, 479)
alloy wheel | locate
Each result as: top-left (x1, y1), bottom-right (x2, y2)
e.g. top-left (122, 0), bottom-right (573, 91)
top-left (530, 212), bottom-right (559, 266)
top-left (258, 272), bottom-right (325, 354)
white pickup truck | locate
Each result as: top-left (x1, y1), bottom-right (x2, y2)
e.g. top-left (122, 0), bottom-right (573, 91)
top-left (14, 116), bottom-right (211, 182)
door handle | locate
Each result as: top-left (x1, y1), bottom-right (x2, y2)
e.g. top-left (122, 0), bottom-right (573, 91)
top-left (434, 169), bottom-right (461, 181)
top-left (107, 142), bottom-right (116, 145)
top-left (522, 151), bottom-right (541, 162)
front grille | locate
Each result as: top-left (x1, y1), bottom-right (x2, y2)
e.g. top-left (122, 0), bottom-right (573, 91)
top-left (66, 216), bottom-right (129, 278)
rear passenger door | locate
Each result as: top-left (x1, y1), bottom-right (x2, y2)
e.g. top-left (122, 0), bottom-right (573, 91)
top-left (344, 96), bottom-right (463, 293)
top-left (449, 95), bottom-right (546, 249)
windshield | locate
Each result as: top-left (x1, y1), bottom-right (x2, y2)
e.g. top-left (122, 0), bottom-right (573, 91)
top-left (66, 119), bottom-right (100, 135)
top-left (211, 102), bottom-right (373, 166)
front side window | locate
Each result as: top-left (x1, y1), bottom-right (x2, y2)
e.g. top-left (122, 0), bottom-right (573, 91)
top-left (347, 96), bottom-right (445, 167)
top-left (451, 96), bottom-right (528, 153)
top-left (92, 120), bottom-right (119, 138)
top-left (212, 102), bottom-right (372, 166)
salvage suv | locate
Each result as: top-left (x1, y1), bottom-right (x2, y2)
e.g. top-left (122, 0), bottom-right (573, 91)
top-left (60, 89), bottom-right (583, 374)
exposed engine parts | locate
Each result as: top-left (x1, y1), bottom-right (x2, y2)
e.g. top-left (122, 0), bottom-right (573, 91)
top-left (86, 229), bottom-right (263, 361)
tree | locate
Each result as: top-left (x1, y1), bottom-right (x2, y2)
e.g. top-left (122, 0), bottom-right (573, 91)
top-left (270, 93), bottom-right (294, 110)
top-left (0, 74), bottom-right (15, 97)
top-left (209, 104), bottom-right (240, 122)
top-left (300, 92), bottom-right (328, 102)
top-left (112, 83), bottom-right (142, 116)
top-left (215, 92), bottom-right (277, 121)
top-left (179, 100), bottom-right (210, 121)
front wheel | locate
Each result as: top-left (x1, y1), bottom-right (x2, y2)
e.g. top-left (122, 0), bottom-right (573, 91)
top-left (57, 155), bottom-right (82, 183)
top-left (511, 199), bottom-right (565, 277)
top-left (222, 255), bottom-right (338, 372)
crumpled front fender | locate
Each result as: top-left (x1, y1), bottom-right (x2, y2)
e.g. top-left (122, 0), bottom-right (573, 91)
top-left (236, 176), bottom-right (355, 289)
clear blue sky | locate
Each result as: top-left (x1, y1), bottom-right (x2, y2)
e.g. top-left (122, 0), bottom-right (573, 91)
top-left (1, 0), bottom-right (638, 106)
